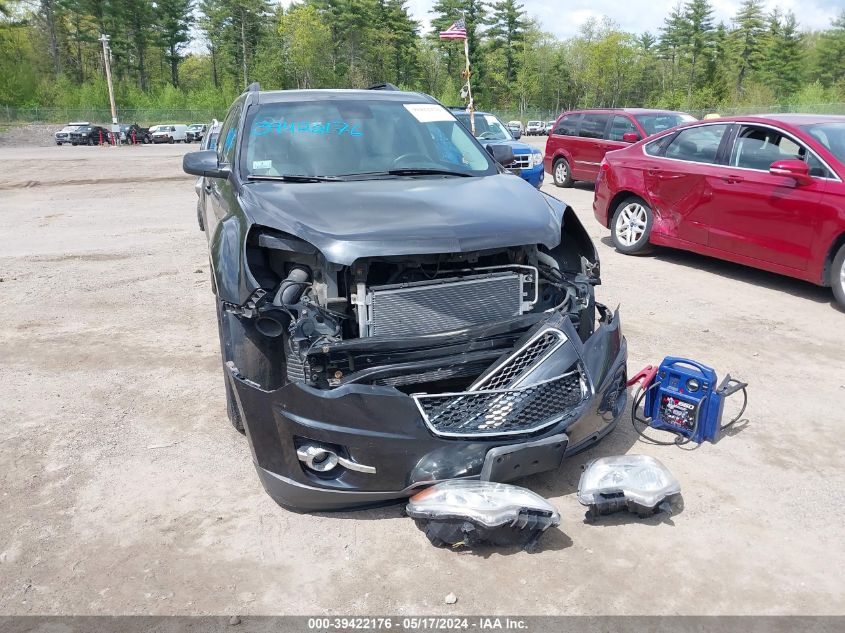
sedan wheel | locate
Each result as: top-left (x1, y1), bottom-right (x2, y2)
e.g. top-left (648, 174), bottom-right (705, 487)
top-left (832, 243), bottom-right (845, 310)
top-left (611, 197), bottom-right (653, 255)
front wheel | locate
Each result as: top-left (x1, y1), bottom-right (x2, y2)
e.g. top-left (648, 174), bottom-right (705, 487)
top-left (831, 243), bottom-right (845, 310)
top-left (611, 197), bottom-right (654, 255)
top-left (552, 158), bottom-right (573, 188)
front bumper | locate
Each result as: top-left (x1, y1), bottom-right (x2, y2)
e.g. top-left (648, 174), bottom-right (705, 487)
top-left (513, 162), bottom-right (544, 189)
top-left (230, 310), bottom-right (627, 512)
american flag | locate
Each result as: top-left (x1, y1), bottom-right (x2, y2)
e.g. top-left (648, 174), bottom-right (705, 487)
top-left (439, 18), bottom-right (467, 40)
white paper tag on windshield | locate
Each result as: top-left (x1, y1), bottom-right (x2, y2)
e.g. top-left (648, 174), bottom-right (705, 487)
top-left (403, 103), bottom-right (454, 123)
top-left (252, 160), bottom-right (272, 170)
top-left (484, 115), bottom-right (498, 125)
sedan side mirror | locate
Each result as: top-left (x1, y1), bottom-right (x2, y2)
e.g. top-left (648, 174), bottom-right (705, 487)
top-left (486, 143), bottom-right (515, 167)
top-left (183, 149), bottom-right (230, 179)
top-left (622, 132), bottom-right (641, 143)
top-left (769, 159), bottom-right (812, 186)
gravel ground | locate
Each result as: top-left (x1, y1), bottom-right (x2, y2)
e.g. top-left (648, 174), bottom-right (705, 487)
top-left (0, 141), bottom-right (844, 616)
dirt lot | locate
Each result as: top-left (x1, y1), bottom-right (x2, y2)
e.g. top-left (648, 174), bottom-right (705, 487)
top-left (1, 141), bottom-right (844, 616)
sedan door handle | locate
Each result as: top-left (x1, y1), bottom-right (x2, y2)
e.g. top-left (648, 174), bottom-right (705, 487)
top-left (721, 175), bottom-right (743, 184)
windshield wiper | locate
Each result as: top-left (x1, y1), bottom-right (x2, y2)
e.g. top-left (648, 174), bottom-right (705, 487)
top-left (247, 174), bottom-right (344, 183)
top-left (385, 168), bottom-right (472, 177)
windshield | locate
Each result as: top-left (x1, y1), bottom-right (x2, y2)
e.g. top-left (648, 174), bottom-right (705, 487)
top-left (634, 113), bottom-right (696, 136)
top-left (528, 121), bottom-right (541, 126)
top-left (801, 122), bottom-right (845, 165)
top-left (454, 112), bottom-right (513, 141)
top-left (242, 100), bottom-right (495, 179)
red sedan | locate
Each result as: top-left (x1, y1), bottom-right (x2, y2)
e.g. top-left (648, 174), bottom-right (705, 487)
top-left (593, 115), bottom-right (845, 308)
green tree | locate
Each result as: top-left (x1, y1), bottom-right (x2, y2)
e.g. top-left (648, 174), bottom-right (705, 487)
top-left (682, 0), bottom-right (715, 96)
top-left (155, 0), bottom-right (193, 88)
top-left (730, 0), bottom-right (766, 95)
top-left (486, 0), bottom-right (526, 84)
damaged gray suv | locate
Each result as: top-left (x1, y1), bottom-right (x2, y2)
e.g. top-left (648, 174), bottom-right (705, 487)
top-left (183, 85), bottom-right (628, 512)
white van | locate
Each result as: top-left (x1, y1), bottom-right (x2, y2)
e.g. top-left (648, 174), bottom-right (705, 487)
top-left (151, 124), bottom-right (188, 144)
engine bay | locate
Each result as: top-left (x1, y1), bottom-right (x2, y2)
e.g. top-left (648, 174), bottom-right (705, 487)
top-left (234, 228), bottom-right (597, 396)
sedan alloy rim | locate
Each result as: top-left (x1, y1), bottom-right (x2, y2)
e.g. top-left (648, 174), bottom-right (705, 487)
top-left (616, 203), bottom-right (648, 247)
top-left (840, 257), bottom-right (845, 292)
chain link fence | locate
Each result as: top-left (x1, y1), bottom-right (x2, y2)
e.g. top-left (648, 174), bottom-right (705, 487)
top-left (0, 107), bottom-right (222, 126)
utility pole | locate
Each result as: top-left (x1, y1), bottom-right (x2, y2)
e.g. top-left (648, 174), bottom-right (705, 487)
top-left (99, 34), bottom-right (118, 139)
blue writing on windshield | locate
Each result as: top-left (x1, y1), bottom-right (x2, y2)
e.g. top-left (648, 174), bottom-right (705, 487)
top-left (252, 120), bottom-right (363, 137)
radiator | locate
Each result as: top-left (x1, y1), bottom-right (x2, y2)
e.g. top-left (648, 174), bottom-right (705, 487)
top-left (357, 268), bottom-right (535, 337)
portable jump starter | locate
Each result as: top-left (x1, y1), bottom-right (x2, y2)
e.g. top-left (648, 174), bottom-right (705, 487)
top-left (629, 357), bottom-right (747, 445)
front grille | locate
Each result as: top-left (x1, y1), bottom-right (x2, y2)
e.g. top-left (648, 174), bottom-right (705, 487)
top-left (471, 328), bottom-right (566, 390)
top-left (413, 368), bottom-right (587, 437)
top-left (367, 272), bottom-right (525, 337)
top-left (512, 154), bottom-right (531, 169)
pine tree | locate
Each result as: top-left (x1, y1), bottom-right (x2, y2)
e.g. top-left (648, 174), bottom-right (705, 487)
top-left (486, 0), bottom-right (526, 84)
top-left (683, 0), bottom-right (714, 96)
top-left (731, 0), bottom-right (766, 94)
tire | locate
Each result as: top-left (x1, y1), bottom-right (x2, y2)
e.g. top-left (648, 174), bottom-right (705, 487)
top-left (611, 196), bottom-right (654, 255)
top-left (56, 142), bottom-right (62, 146)
top-left (168, 137), bottom-right (175, 144)
top-left (71, 142), bottom-right (77, 146)
top-left (832, 242), bottom-right (845, 310)
top-left (552, 157), bottom-right (573, 188)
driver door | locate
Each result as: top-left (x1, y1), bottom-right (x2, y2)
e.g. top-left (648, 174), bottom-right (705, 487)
top-left (707, 124), bottom-right (824, 270)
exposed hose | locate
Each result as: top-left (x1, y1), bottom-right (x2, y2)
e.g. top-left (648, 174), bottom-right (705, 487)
top-left (273, 267), bottom-right (311, 307)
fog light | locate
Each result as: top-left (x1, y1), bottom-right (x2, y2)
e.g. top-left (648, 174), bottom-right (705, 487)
top-left (577, 455), bottom-right (681, 519)
top-left (406, 481), bottom-right (560, 552)
top-left (297, 445), bottom-right (339, 472)
top-left (296, 443), bottom-right (377, 475)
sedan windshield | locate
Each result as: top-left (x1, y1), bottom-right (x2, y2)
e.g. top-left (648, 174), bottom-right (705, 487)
top-left (634, 113), bottom-right (696, 136)
top-left (242, 100), bottom-right (495, 179)
top-left (801, 122), bottom-right (845, 165)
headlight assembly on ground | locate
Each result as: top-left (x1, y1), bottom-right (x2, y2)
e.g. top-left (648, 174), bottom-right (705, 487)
top-left (406, 480), bottom-right (561, 552)
top-left (577, 455), bottom-right (681, 520)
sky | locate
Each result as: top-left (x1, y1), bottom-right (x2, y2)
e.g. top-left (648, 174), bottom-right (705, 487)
top-left (275, 0), bottom-right (844, 39)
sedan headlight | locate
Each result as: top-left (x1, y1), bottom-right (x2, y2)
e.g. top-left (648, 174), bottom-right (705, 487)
top-left (406, 480), bottom-right (560, 551)
top-left (577, 455), bottom-right (681, 519)
top-left (530, 150), bottom-right (543, 167)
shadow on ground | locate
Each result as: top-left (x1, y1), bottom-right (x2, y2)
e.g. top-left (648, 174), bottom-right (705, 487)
top-left (598, 238), bottom-right (837, 308)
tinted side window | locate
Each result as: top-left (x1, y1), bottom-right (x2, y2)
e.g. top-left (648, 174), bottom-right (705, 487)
top-left (217, 104), bottom-right (242, 165)
top-left (579, 114), bottom-right (611, 139)
top-left (644, 135), bottom-right (673, 156)
top-left (663, 124), bottom-right (730, 164)
top-left (731, 125), bottom-right (832, 177)
top-left (609, 115), bottom-right (638, 142)
top-left (553, 114), bottom-right (580, 136)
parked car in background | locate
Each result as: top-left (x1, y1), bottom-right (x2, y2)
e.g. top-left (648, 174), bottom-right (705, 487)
top-left (55, 122), bottom-right (89, 145)
top-left (526, 120), bottom-right (544, 136)
top-left (545, 121), bottom-right (555, 135)
top-left (506, 120), bottom-right (523, 137)
top-left (66, 123), bottom-right (111, 146)
top-left (593, 114), bottom-right (845, 308)
top-left (116, 123), bottom-right (146, 144)
top-left (151, 124), bottom-right (188, 143)
top-left (187, 123), bottom-right (208, 143)
top-left (545, 108), bottom-right (696, 187)
top-left (452, 109), bottom-right (544, 188)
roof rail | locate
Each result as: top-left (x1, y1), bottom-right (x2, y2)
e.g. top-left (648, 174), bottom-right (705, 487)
top-left (368, 82), bottom-right (401, 91)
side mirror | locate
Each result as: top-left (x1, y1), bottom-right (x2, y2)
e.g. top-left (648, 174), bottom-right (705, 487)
top-left (487, 143), bottom-right (515, 167)
top-left (183, 149), bottom-right (230, 178)
top-left (622, 132), bottom-right (641, 143)
top-left (769, 159), bottom-right (812, 186)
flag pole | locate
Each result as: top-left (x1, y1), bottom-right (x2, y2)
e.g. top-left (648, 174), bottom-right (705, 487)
top-left (462, 17), bottom-right (475, 135)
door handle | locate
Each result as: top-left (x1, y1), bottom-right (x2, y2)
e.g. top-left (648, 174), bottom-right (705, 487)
top-left (647, 168), bottom-right (661, 176)
top-left (721, 175), bottom-right (743, 184)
